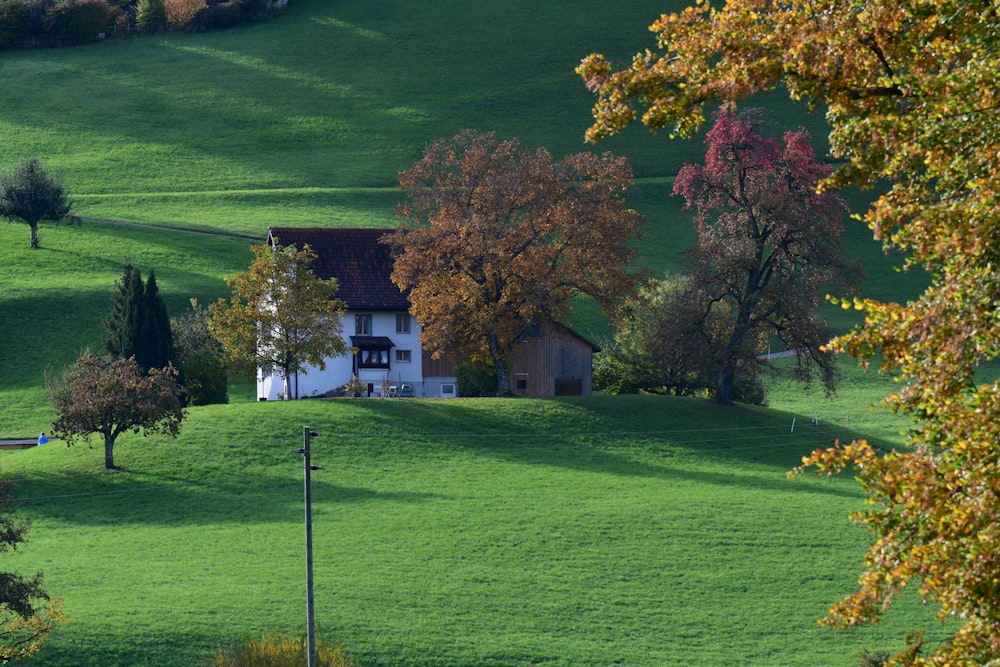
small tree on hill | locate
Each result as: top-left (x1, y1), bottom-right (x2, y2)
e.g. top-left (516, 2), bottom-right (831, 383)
top-left (49, 352), bottom-right (187, 470)
top-left (0, 478), bottom-right (64, 661)
top-left (595, 274), bottom-right (725, 397)
top-left (171, 299), bottom-right (228, 406)
top-left (208, 243), bottom-right (347, 400)
top-left (137, 269), bottom-right (174, 371)
top-left (0, 158), bottom-right (71, 249)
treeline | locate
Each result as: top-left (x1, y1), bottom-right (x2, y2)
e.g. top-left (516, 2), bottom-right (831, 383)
top-left (0, 0), bottom-right (284, 48)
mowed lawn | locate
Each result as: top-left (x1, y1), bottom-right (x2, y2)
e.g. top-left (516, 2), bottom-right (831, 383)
top-left (3, 395), bottom-right (946, 666)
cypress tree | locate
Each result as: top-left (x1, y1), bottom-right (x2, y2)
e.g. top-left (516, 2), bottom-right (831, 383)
top-left (104, 262), bottom-right (174, 371)
top-left (105, 261), bottom-right (144, 361)
top-left (136, 269), bottom-right (174, 371)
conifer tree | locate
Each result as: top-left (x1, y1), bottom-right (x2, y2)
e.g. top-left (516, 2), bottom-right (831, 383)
top-left (136, 269), bottom-right (174, 371)
top-left (104, 261), bottom-right (144, 361)
top-left (104, 262), bottom-right (174, 371)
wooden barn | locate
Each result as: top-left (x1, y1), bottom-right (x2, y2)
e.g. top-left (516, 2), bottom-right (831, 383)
top-left (509, 318), bottom-right (599, 397)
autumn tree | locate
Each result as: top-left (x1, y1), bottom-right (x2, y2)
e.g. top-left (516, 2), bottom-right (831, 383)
top-left (0, 158), bottom-right (71, 249)
top-left (0, 478), bottom-right (64, 662)
top-left (674, 109), bottom-right (860, 405)
top-left (208, 243), bottom-right (347, 400)
top-left (49, 352), bottom-right (187, 470)
top-left (383, 129), bottom-right (643, 396)
top-left (579, 2), bottom-right (1000, 664)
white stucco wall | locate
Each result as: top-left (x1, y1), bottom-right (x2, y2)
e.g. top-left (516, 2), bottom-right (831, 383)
top-left (257, 311), bottom-right (440, 400)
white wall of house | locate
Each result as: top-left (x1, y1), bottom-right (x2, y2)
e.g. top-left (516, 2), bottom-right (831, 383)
top-left (257, 310), bottom-right (434, 400)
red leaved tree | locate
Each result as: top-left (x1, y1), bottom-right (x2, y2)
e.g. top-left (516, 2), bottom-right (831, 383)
top-left (672, 109), bottom-right (861, 405)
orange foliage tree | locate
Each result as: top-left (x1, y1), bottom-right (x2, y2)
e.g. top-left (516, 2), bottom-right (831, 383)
top-left (579, 1), bottom-right (1000, 664)
top-left (383, 129), bottom-right (643, 396)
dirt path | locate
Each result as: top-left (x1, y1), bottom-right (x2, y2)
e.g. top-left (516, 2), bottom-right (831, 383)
top-left (78, 217), bottom-right (260, 241)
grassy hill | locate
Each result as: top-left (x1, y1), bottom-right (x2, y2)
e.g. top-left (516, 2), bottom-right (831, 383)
top-left (0, 0), bottom-right (939, 664)
top-left (3, 395), bottom-right (942, 667)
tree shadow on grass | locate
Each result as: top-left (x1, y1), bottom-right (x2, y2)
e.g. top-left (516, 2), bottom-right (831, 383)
top-left (10, 469), bottom-right (441, 527)
top-left (335, 395), bottom-right (876, 500)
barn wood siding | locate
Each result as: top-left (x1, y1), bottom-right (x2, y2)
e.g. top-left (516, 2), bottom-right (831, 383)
top-left (422, 350), bottom-right (457, 377)
top-left (511, 319), bottom-right (594, 397)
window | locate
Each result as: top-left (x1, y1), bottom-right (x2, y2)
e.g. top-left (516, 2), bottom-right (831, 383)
top-left (355, 314), bottom-right (372, 335)
top-left (396, 313), bottom-right (411, 334)
top-left (441, 383), bottom-right (456, 398)
top-left (357, 348), bottom-right (389, 369)
top-left (395, 349), bottom-right (412, 363)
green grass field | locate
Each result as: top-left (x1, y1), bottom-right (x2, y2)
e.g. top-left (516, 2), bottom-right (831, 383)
top-left (3, 395), bottom-right (945, 667)
top-left (0, 0), bottom-right (941, 664)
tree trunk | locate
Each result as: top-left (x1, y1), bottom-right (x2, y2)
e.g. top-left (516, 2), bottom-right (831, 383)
top-left (104, 432), bottom-right (116, 469)
top-left (29, 223), bottom-right (39, 249)
top-left (717, 363), bottom-right (736, 406)
top-left (487, 334), bottom-right (511, 396)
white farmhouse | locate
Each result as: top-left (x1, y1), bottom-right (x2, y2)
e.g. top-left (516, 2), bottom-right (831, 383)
top-left (257, 227), bottom-right (458, 400)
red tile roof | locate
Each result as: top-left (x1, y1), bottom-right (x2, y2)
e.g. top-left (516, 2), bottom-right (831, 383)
top-left (266, 227), bottom-right (408, 311)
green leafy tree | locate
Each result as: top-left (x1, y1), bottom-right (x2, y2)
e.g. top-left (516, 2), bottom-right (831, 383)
top-left (208, 243), bottom-right (347, 400)
top-left (579, 1), bottom-right (1000, 663)
top-left (170, 299), bottom-right (228, 406)
top-left (0, 479), bottom-right (64, 661)
top-left (384, 129), bottom-right (643, 396)
top-left (0, 157), bottom-right (71, 249)
top-left (595, 274), bottom-right (721, 397)
top-left (135, 0), bottom-right (164, 31)
top-left (49, 352), bottom-right (187, 469)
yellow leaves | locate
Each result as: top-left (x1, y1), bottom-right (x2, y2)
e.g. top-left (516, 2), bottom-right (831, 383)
top-left (581, 3), bottom-right (1000, 661)
top-left (0, 597), bottom-right (66, 662)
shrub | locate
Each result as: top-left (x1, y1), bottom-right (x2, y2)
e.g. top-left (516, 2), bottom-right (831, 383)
top-left (135, 0), bottom-right (165, 31)
top-left (857, 648), bottom-right (890, 667)
top-left (181, 350), bottom-right (228, 406)
top-left (190, 0), bottom-right (240, 30)
top-left (209, 633), bottom-right (358, 667)
top-left (42, 0), bottom-right (117, 45)
top-left (171, 299), bottom-right (228, 405)
top-left (0, 0), bottom-right (32, 47)
top-left (163, 0), bottom-right (201, 28)
top-left (456, 358), bottom-right (499, 397)
top-left (235, 0), bottom-right (269, 21)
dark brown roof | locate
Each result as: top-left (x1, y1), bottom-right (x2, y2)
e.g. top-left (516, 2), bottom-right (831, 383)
top-left (266, 227), bottom-right (408, 311)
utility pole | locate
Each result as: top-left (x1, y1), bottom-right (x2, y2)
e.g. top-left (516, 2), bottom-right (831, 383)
top-left (293, 426), bottom-right (322, 667)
